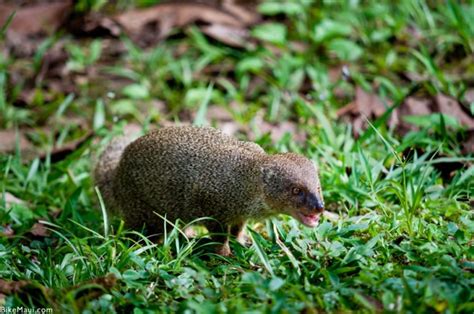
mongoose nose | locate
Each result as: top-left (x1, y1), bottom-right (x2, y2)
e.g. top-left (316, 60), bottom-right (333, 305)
top-left (307, 193), bottom-right (324, 213)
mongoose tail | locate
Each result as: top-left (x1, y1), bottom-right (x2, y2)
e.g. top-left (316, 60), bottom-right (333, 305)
top-left (94, 137), bottom-right (134, 212)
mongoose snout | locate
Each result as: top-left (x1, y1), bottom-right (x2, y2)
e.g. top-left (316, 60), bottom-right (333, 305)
top-left (94, 125), bottom-right (324, 256)
top-left (293, 191), bottom-right (324, 227)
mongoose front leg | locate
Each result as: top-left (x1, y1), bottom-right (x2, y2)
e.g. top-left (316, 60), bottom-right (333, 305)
top-left (206, 221), bottom-right (232, 256)
top-left (230, 222), bottom-right (252, 247)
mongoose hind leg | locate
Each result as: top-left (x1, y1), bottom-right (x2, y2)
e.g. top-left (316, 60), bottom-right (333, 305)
top-left (230, 222), bottom-right (252, 247)
top-left (205, 221), bottom-right (231, 256)
top-left (120, 197), bottom-right (168, 239)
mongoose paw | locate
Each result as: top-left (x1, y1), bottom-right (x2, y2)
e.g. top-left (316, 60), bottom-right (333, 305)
top-left (184, 226), bottom-right (198, 238)
top-left (217, 243), bottom-right (233, 257)
top-left (237, 233), bottom-right (252, 247)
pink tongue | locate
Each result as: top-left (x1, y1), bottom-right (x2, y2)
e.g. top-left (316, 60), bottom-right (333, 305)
top-left (302, 214), bottom-right (318, 226)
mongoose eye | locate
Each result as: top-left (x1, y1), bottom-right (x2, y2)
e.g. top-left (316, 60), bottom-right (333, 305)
top-left (292, 187), bottom-right (303, 196)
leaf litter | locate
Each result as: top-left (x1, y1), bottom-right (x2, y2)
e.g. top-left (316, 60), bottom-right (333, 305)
top-left (0, 127), bottom-right (93, 162)
top-left (0, 274), bottom-right (117, 311)
top-left (338, 87), bottom-right (474, 153)
top-left (112, 1), bottom-right (258, 47)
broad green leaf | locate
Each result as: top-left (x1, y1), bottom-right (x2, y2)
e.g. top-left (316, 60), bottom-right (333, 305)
top-left (252, 23), bottom-right (287, 45)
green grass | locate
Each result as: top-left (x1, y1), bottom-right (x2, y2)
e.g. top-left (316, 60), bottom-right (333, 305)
top-left (1, 0), bottom-right (473, 312)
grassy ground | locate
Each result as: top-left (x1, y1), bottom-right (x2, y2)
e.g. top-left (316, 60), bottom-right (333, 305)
top-left (1, 0), bottom-right (473, 313)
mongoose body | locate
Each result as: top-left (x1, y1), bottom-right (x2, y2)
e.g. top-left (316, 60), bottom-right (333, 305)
top-left (95, 126), bottom-right (324, 255)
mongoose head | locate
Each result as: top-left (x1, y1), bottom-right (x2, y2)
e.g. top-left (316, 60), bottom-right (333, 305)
top-left (261, 153), bottom-right (324, 227)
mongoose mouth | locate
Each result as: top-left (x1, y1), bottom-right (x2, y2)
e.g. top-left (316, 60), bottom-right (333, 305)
top-left (292, 212), bottom-right (320, 227)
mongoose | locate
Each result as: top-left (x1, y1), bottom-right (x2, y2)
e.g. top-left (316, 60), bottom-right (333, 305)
top-left (94, 125), bottom-right (324, 256)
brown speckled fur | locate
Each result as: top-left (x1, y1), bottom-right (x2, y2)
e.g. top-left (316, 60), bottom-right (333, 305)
top-left (94, 126), bottom-right (323, 255)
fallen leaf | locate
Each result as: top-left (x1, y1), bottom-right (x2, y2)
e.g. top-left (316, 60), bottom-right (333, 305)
top-left (0, 225), bottom-right (14, 238)
top-left (29, 221), bottom-right (50, 237)
top-left (207, 105), bottom-right (241, 137)
top-left (434, 94), bottom-right (474, 129)
top-left (0, 278), bottom-right (54, 309)
top-left (218, 122), bottom-right (241, 137)
top-left (462, 130), bottom-right (474, 154)
top-left (201, 24), bottom-right (251, 48)
top-left (328, 65), bottom-right (343, 83)
top-left (114, 2), bottom-right (256, 46)
top-left (207, 105), bottom-right (234, 122)
top-left (357, 294), bottom-right (384, 312)
top-left (35, 41), bottom-right (70, 85)
top-left (42, 130), bottom-right (94, 163)
top-left (0, 1), bottom-right (73, 57)
top-left (338, 87), bottom-right (474, 139)
top-left (0, 130), bottom-right (35, 157)
top-left (388, 94), bottom-right (474, 136)
top-left (0, 1), bottom-right (73, 36)
top-left (122, 123), bottom-right (144, 138)
top-left (67, 12), bottom-right (121, 37)
top-left (337, 86), bottom-right (389, 136)
top-left (221, 0), bottom-right (260, 25)
top-left (464, 88), bottom-right (474, 105)
top-left (249, 112), bottom-right (306, 143)
top-left (3, 192), bottom-right (25, 207)
top-left (0, 128), bottom-right (93, 162)
top-left (387, 96), bottom-right (432, 135)
top-left (0, 279), bottom-right (30, 294)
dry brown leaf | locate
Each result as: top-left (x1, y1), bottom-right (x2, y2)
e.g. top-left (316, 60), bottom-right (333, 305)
top-left (114, 2), bottom-right (256, 46)
top-left (207, 106), bottom-right (240, 136)
top-left (328, 66), bottom-right (343, 83)
top-left (0, 279), bottom-right (31, 295)
top-left (434, 94), bottom-right (474, 129)
top-left (358, 294), bottom-right (384, 313)
top-left (462, 130), bottom-right (474, 155)
top-left (123, 123), bottom-right (144, 137)
top-left (45, 131), bottom-right (94, 163)
top-left (0, 1), bottom-right (73, 36)
top-left (337, 86), bottom-right (388, 136)
top-left (29, 221), bottom-right (50, 237)
top-left (0, 128), bottom-right (92, 162)
top-left (35, 41), bottom-right (69, 83)
top-left (0, 225), bottom-right (14, 238)
top-left (388, 94), bottom-right (474, 136)
top-left (338, 87), bottom-right (474, 141)
top-left (67, 13), bottom-right (122, 37)
top-left (221, 0), bottom-right (260, 25)
top-left (0, 130), bottom-right (35, 156)
top-left (464, 89), bottom-right (474, 105)
top-left (0, 278), bottom-right (54, 309)
top-left (251, 114), bottom-right (306, 143)
top-left (215, 121), bottom-right (239, 137)
top-left (0, 273), bottom-right (115, 311)
top-left (201, 24), bottom-right (250, 48)
top-left (0, 1), bottom-right (73, 57)
top-left (3, 192), bottom-right (25, 207)
top-left (207, 105), bottom-right (234, 122)
top-left (387, 96), bottom-right (432, 135)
